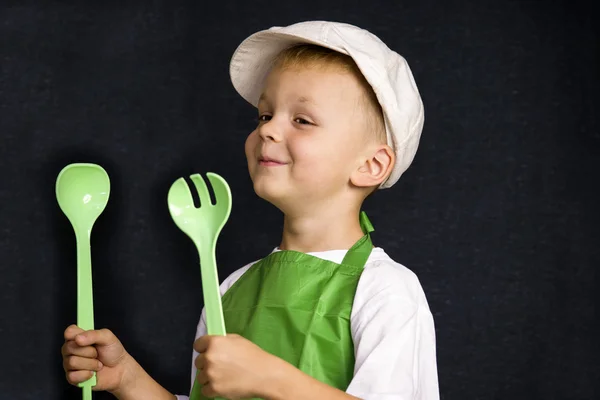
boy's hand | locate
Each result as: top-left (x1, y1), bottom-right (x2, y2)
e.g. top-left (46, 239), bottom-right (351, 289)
top-left (61, 324), bottom-right (134, 393)
top-left (194, 334), bottom-right (279, 399)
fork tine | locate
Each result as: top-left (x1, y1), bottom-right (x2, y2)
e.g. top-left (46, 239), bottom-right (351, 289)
top-left (206, 173), bottom-right (232, 206)
top-left (190, 174), bottom-right (211, 207)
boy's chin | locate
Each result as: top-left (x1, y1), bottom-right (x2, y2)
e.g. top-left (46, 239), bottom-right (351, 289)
top-left (254, 182), bottom-right (279, 199)
top-left (252, 181), bottom-right (290, 208)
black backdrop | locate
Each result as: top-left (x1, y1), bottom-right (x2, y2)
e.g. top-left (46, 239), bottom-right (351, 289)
top-left (0, 1), bottom-right (597, 399)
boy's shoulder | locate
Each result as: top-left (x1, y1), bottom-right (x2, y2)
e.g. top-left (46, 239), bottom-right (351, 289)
top-left (358, 248), bottom-right (430, 308)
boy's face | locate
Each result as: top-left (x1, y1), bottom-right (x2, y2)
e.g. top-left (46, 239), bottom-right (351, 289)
top-left (245, 63), bottom-right (372, 213)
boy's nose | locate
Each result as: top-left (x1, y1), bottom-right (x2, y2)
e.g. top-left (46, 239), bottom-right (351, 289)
top-left (258, 120), bottom-right (283, 143)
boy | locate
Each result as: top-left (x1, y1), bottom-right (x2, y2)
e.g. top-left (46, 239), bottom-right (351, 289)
top-left (61, 21), bottom-right (439, 399)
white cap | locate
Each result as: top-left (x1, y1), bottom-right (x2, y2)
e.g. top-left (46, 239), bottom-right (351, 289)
top-left (229, 20), bottom-right (424, 189)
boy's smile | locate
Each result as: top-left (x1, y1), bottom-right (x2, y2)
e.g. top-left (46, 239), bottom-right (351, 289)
top-left (258, 155), bottom-right (288, 167)
top-left (244, 63), bottom-right (372, 214)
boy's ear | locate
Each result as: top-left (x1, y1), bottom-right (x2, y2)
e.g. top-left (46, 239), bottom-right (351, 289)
top-left (351, 144), bottom-right (395, 188)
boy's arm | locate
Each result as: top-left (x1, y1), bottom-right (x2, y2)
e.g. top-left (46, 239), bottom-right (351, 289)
top-left (62, 325), bottom-right (179, 400)
top-left (263, 359), bottom-right (361, 400)
top-left (194, 334), bottom-right (361, 400)
top-left (110, 357), bottom-right (177, 400)
top-left (345, 265), bottom-right (439, 400)
top-left (264, 265), bottom-right (439, 400)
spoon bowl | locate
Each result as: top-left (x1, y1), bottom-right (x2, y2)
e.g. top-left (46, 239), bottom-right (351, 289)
top-left (56, 164), bottom-right (110, 229)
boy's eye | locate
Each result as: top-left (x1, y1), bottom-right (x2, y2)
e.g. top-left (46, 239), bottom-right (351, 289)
top-left (294, 118), bottom-right (312, 125)
top-left (258, 115), bottom-right (312, 125)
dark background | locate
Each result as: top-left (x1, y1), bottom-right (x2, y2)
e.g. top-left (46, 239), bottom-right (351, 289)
top-left (0, 1), bottom-right (597, 399)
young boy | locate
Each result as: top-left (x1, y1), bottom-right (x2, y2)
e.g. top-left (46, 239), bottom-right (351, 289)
top-left (61, 21), bottom-right (439, 400)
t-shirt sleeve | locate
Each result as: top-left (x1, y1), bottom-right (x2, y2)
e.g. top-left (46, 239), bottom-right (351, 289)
top-left (346, 261), bottom-right (440, 400)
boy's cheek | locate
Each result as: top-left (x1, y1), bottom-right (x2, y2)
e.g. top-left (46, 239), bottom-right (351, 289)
top-left (245, 128), bottom-right (262, 148)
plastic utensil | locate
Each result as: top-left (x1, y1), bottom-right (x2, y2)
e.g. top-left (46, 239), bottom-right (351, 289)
top-left (167, 173), bottom-right (231, 400)
top-left (56, 163), bottom-right (110, 400)
top-left (167, 172), bottom-right (231, 335)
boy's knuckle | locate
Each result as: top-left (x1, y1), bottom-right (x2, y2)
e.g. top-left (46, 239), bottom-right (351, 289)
top-left (67, 340), bottom-right (78, 352)
top-left (60, 342), bottom-right (68, 356)
top-left (205, 366), bottom-right (218, 380)
top-left (204, 351), bottom-right (215, 363)
top-left (99, 328), bottom-right (113, 336)
top-left (209, 381), bottom-right (223, 394)
top-left (66, 371), bottom-right (78, 384)
top-left (66, 356), bottom-right (81, 369)
top-left (65, 356), bottom-right (75, 369)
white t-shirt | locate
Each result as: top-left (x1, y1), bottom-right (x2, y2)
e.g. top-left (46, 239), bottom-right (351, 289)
top-left (176, 247), bottom-right (440, 400)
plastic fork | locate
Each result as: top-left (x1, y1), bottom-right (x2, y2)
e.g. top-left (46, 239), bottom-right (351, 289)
top-left (168, 173), bottom-right (231, 400)
top-left (167, 172), bottom-right (231, 336)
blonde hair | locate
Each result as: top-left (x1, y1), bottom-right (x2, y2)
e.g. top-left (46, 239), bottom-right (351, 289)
top-left (272, 44), bottom-right (387, 144)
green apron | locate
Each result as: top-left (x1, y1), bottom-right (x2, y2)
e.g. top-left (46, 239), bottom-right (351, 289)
top-left (191, 212), bottom-right (375, 400)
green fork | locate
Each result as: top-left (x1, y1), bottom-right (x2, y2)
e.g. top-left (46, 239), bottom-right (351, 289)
top-left (167, 172), bottom-right (231, 336)
top-left (167, 173), bottom-right (231, 400)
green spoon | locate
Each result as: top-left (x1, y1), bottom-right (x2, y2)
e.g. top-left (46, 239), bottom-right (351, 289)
top-left (56, 163), bottom-right (110, 400)
top-left (167, 172), bottom-right (231, 400)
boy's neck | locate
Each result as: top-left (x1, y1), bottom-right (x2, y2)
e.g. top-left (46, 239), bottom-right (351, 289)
top-left (279, 206), bottom-right (365, 253)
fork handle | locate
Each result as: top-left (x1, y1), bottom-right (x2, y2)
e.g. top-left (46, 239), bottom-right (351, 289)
top-left (197, 240), bottom-right (226, 336)
top-left (189, 240), bottom-right (226, 400)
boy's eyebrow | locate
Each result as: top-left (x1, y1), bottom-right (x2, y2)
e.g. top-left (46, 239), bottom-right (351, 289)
top-left (297, 96), bottom-right (315, 104)
top-left (258, 93), bottom-right (317, 105)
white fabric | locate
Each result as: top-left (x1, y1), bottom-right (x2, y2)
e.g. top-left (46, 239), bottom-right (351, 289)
top-left (176, 247), bottom-right (439, 400)
top-left (229, 21), bottom-right (425, 189)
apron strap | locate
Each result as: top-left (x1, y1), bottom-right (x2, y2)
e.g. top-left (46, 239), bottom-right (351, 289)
top-left (341, 211), bottom-right (374, 269)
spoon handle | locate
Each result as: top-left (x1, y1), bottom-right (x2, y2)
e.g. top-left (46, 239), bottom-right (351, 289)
top-left (76, 230), bottom-right (95, 330)
top-left (76, 230), bottom-right (97, 390)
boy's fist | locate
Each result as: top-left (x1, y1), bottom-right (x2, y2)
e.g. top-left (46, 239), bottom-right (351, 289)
top-left (61, 324), bottom-right (133, 393)
top-left (194, 334), bottom-right (281, 399)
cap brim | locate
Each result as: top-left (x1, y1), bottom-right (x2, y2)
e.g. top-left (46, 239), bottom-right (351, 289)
top-left (229, 30), bottom-right (346, 107)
